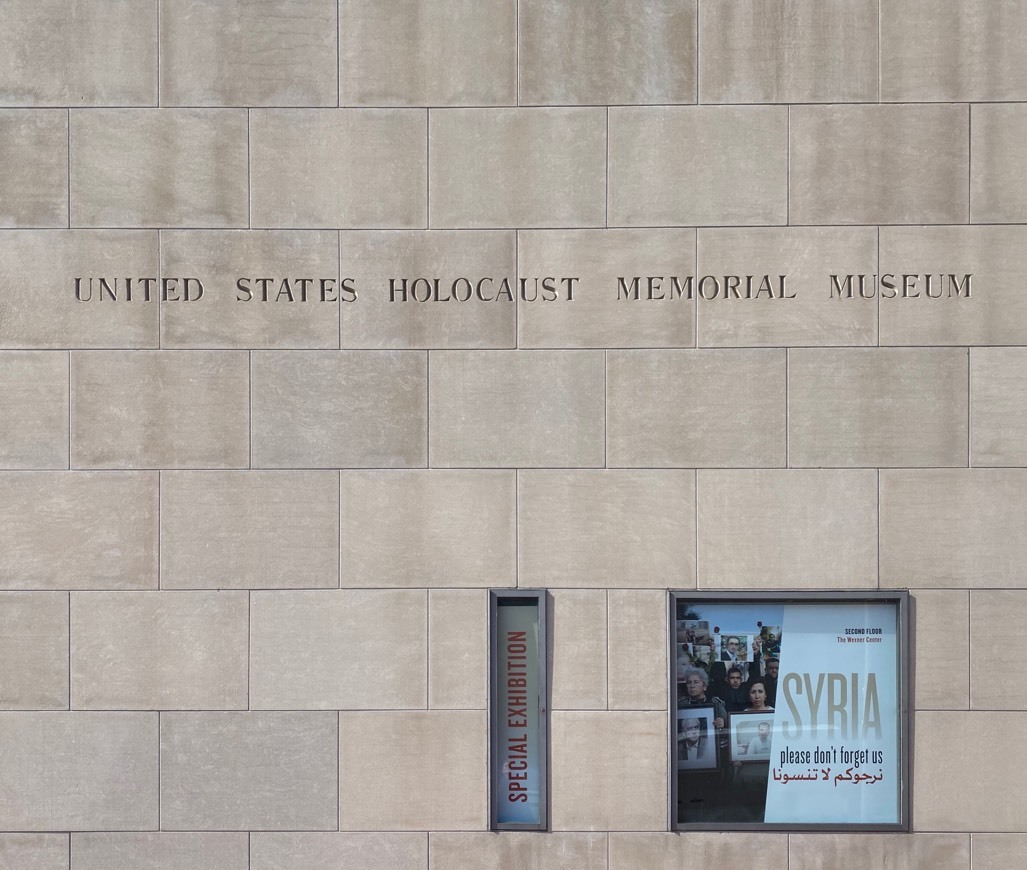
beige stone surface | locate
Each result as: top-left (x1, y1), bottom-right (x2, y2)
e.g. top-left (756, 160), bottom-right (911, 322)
top-left (915, 712), bottom-right (1027, 831)
top-left (252, 833), bottom-right (427, 870)
top-left (250, 590), bottom-right (427, 709)
top-left (971, 835), bottom-right (1027, 870)
top-left (0, 472), bottom-right (157, 590)
top-left (971, 105), bottom-right (1027, 224)
top-left (340, 230), bottom-right (516, 349)
top-left (161, 471), bottom-right (339, 589)
top-left (71, 591), bottom-right (248, 710)
top-left (0, 111), bottom-right (66, 227)
top-left (790, 105), bottom-right (969, 225)
top-left (698, 470), bottom-right (877, 588)
top-left (971, 591), bottom-right (1027, 710)
top-left (700, 0), bottom-right (877, 103)
top-left (520, 0), bottom-right (695, 105)
top-left (610, 106), bottom-right (787, 227)
top-left (551, 712), bottom-right (667, 830)
top-left (882, 471), bottom-right (1027, 588)
top-left (607, 349), bottom-right (786, 467)
top-left (428, 589), bottom-right (487, 709)
top-left (518, 229), bottom-right (696, 349)
top-left (341, 470), bottom-right (515, 587)
top-left (429, 108), bottom-right (606, 228)
top-left (161, 712), bottom-right (338, 830)
top-left (72, 833), bottom-right (249, 870)
top-left (70, 110), bottom-right (248, 228)
top-left (882, 0), bottom-right (1027, 101)
top-left (608, 590), bottom-right (668, 711)
top-left (431, 832), bottom-right (607, 870)
top-left (0, 0), bottom-right (156, 106)
top-left (160, 0), bottom-right (337, 107)
top-left (550, 589), bottom-right (607, 710)
top-left (340, 0), bottom-right (514, 106)
top-left (0, 834), bottom-right (67, 870)
top-left (71, 351), bottom-right (249, 468)
top-left (788, 348), bottom-right (968, 467)
top-left (913, 590), bottom-right (970, 711)
top-left (972, 349), bottom-right (1027, 466)
top-left (0, 352), bottom-right (67, 468)
top-left (789, 834), bottom-right (969, 869)
top-left (610, 833), bottom-right (787, 869)
top-left (518, 470), bottom-right (696, 588)
top-left (428, 351), bottom-right (604, 467)
top-left (696, 227), bottom-right (878, 347)
top-left (251, 351), bottom-right (426, 467)
top-left (251, 110), bottom-right (426, 229)
top-left (160, 230), bottom-right (340, 349)
top-left (0, 712), bottom-right (157, 830)
top-left (339, 711), bottom-right (487, 830)
top-left (879, 226), bottom-right (1027, 346)
top-left (0, 592), bottom-right (67, 709)
top-left (0, 231), bottom-right (158, 349)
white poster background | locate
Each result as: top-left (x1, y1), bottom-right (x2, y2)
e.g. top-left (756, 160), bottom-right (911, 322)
top-left (763, 602), bottom-right (900, 824)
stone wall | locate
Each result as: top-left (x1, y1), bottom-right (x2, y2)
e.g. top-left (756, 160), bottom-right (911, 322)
top-left (0, 1), bottom-right (1025, 867)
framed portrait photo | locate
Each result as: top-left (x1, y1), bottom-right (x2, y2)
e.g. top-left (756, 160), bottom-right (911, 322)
top-left (676, 707), bottom-right (719, 771)
top-left (729, 712), bottom-right (776, 764)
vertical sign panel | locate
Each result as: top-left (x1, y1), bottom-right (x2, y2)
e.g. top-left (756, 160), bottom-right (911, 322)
top-left (491, 591), bottom-right (547, 830)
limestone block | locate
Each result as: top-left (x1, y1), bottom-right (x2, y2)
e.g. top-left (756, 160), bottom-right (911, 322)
top-left (340, 230), bottom-right (516, 349)
top-left (698, 470), bottom-right (877, 588)
top-left (428, 350), bottom-right (604, 467)
top-left (518, 470), bottom-right (695, 588)
top-left (341, 471), bottom-right (515, 587)
top-left (972, 349), bottom-right (1027, 466)
top-left (339, 711), bottom-right (487, 830)
top-left (160, 230), bottom-right (341, 349)
top-left (160, 0), bottom-right (337, 107)
top-left (0, 110), bottom-right (67, 227)
top-left (0, 712), bottom-right (157, 830)
top-left (70, 110), bottom-right (248, 228)
top-left (250, 590), bottom-right (427, 710)
top-left (551, 711), bottom-right (666, 831)
top-left (607, 349), bottom-right (786, 468)
top-left (790, 105), bottom-right (968, 225)
top-left (609, 106), bottom-right (787, 226)
top-left (428, 589), bottom-right (488, 709)
top-left (0, 231), bottom-right (158, 349)
top-left (788, 348), bottom-right (968, 467)
top-left (340, 0), bottom-right (514, 106)
top-left (429, 108), bottom-right (606, 228)
top-left (251, 109), bottom-right (426, 229)
top-left (251, 350), bottom-right (427, 468)
top-left (0, 472), bottom-right (157, 590)
top-left (0, 352), bottom-right (68, 468)
top-left (72, 833), bottom-right (249, 870)
top-left (160, 712), bottom-right (338, 830)
top-left (161, 471), bottom-right (339, 590)
top-left (882, 0), bottom-right (1027, 100)
top-left (0, 0), bottom-right (156, 106)
top-left (608, 590), bottom-right (669, 711)
top-left (71, 351), bottom-right (249, 469)
top-left (520, 0), bottom-right (696, 105)
top-left (700, 0), bottom-right (877, 103)
top-left (881, 470), bottom-right (1027, 588)
top-left (0, 592), bottom-right (68, 709)
top-left (71, 591), bottom-right (248, 710)
top-left (517, 229), bottom-right (696, 349)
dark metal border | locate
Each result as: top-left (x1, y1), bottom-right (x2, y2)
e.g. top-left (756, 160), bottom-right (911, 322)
top-left (669, 589), bottom-right (911, 833)
top-left (490, 589), bottom-right (549, 831)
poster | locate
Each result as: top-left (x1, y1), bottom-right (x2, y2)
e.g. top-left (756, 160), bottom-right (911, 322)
top-left (674, 594), bottom-right (906, 828)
